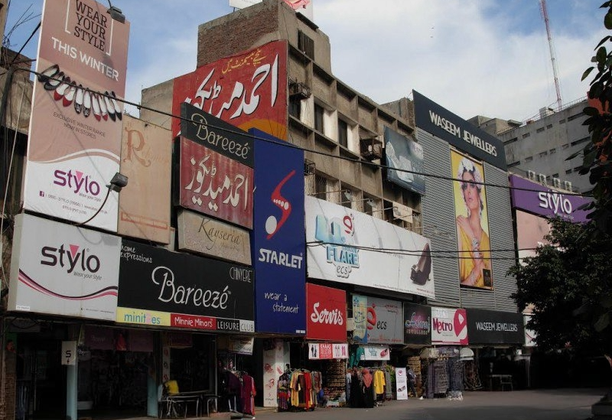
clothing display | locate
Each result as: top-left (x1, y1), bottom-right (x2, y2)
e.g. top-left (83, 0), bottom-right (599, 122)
top-left (277, 369), bottom-right (319, 411)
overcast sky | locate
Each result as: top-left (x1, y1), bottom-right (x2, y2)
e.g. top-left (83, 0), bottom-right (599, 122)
top-left (5, 0), bottom-right (608, 122)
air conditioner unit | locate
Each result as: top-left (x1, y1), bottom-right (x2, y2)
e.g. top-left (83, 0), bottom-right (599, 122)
top-left (563, 180), bottom-right (573, 191)
top-left (527, 170), bottom-right (536, 181)
top-left (537, 173), bottom-right (547, 184)
top-left (304, 159), bottom-right (315, 176)
top-left (552, 177), bottom-right (561, 188)
top-left (360, 137), bottom-right (383, 160)
top-left (289, 81), bottom-right (311, 99)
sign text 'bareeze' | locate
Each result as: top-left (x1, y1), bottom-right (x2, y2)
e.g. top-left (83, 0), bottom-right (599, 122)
top-left (428, 110), bottom-right (498, 157)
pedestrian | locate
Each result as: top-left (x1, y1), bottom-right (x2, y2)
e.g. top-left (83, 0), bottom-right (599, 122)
top-left (407, 367), bottom-right (417, 398)
top-left (345, 368), bottom-right (352, 406)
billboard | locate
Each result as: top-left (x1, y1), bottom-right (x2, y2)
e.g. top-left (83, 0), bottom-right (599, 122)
top-left (466, 308), bottom-right (524, 345)
top-left (413, 90), bottom-right (506, 169)
top-left (403, 303), bottom-right (432, 345)
top-left (8, 213), bottom-right (121, 321)
top-left (385, 127), bottom-right (426, 195)
top-left (24, 0), bottom-right (129, 232)
top-left (351, 295), bottom-right (403, 344)
top-left (173, 41), bottom-right (288, 141)
top-left (118, 116), bottom-right (172, 244)
top-left (117, 239), bottom-right (254, 333)
top-left (431, 307), bottom-right (468, 345)
top-left (452, 150), bottom-right (492, 289)
top-left (509, 175), bottom-right (591, 222)
top-left (305, 283), bottom-right (346, 341)
top-left (177, 137), bottom-right (254, 229)
top-left (252, 129), bottom-right (306, 334)
top-left (305, 196), bottom-right (435, 298)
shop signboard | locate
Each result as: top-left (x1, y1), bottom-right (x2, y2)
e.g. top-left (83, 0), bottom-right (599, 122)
top-left (403, 303), bottom-right (432, 345)
top-left (509, 175), bottom-right (591, 222)
top-left (177, 209), bottom-right (252, 265)
top-left (466, 308), bottom-right (524, 345)
top-left (413, 90), bottom-right (506, 169)
top-left (180, 102), bottom-right (254, 168)
top-left (178, 136), bottom-right (254, 229)
top-left (24, 0), bottom-right (129, 232)
top-left (395, 368), bottom-right (408, 400)
top-left (305, 284), bottom-right (346, 341)
top-left (524, 315), bottom-right (537, 347)
top-left (252, 129), bottom-right (306, 334)
top-left (263, 339), bottom-right (289, 408)
top-left (173, 41), bottom-right (288, 141)
top-left (229, 337), bottom-right (255, 355)
top-left (385, 127), bottom-right (426, 195)
top-left (118, 116), bottom-right (172, 244)
top-left (117, 239), bottom-right (254, 332)
top-left (352, 294), bottom-right (368, 343)
top-left (431, 307), bottom-right (468, 345)
top-left (307, 343), bottom-right (349, 360)
top-left (305, 196), bottom-right (435, 299)
top-left (359, 346), bottom-right (390, 361)
top-left (351, 295), bottom-right (403, 344)
top-left (8, 213), bottom-right (121, 321)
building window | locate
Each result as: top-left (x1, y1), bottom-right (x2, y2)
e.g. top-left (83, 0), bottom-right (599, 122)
top-left (508, 161), bottom-right (520, 167)
top-left (567, 114), bottom-right (582, 122)
top-left (522, 132), bottom-right (531, 139)
top-left (289, 95), bottom-right (301, 120)
top-left (562, 144), bottom-right (569, 150)
top-left (525, 156), bottom-right (533, 162)
top-left (338, 119), bottom-right (348, 148)
top-left (549, 148), bottom-right (556, 154)
top-left (547, 124), bottom-right (553, 129)
top-left (505, 137), bottom-right (518, 145)
top-left (571, 136), bottom-right (590, 147)
top-left (315, 174), bottom-right (327, 198)
top-left (560, 119), bottom-right (566, 124)
top-left (539, 151), bottom-right (548, 158)
top-left (314, 104), bottom-right (324, 133)
top-left (536, 127), bottom-right (545, 133)
top-left (298, 30), bottom-right (315, 60)
top-left (565, 169), bottom-right (572, 174)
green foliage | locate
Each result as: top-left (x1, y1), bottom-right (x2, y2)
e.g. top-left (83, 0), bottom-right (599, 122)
top-left (509, 219), bottom-right (612, 355)
top-left (581, 3), bottom-right (612, 236)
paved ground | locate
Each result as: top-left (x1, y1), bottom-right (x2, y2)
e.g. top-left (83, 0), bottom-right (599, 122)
top-left (239, 388), bottom-right (608, 420)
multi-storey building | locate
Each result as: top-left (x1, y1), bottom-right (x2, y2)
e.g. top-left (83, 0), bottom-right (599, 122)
top-left (469, 99), bottom-right (589, 193)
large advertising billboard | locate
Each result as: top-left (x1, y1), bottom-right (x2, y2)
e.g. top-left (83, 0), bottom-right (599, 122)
top-left (118, 116), bottom-right (172, 244)
top-left (305, 196), bottom-right (435, 298)
top-left (173, 41), bottom-right (288, 141)
top-left (385, 127), bottom-right (426, 195)
top-left (413, 90), bottom-right (506, 169)
top-left (8, 213), bottom-right (121, 321)
top-left (305, 283), bottom-right (346, 341)
top-left (509, 175), bottom-right (591, 223)
top-left (117, 239), bottom-right (254, 333)
top-left (516, 210), bottom-right (551, 261)
top-left (24, 0), bottom-right (129, 232)
top-left (252, 129), bottom-right (306, 335)
top-left (177, 137), bottom-right (254, 229)
top-left (452, 150), bottom-right (492, 289)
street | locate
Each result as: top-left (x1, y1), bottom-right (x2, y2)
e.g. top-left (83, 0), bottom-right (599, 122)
top-left (248, 388), bottom-right (608, 420)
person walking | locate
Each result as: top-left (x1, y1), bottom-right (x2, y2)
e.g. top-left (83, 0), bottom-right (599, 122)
top-left (407, 367), bottom-right (418, 398)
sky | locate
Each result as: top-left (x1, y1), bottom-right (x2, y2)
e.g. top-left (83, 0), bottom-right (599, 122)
top-left (3, 0), bottom-right (608, 123)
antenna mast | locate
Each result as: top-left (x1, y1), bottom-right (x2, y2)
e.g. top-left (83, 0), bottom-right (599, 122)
top-left (540, 0), bottom-right (562, 111)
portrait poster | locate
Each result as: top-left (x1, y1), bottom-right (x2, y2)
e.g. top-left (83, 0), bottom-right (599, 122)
top-left (451, 150), bottom-right (492, 289)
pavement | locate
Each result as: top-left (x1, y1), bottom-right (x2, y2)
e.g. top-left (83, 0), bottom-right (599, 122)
top-left (112, 388), bottom-right (609, 420)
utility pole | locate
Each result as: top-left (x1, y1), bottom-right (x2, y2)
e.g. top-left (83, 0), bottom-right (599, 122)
top-left (540, 0), bottom-right (563, 111)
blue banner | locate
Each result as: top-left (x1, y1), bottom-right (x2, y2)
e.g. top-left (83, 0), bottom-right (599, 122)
top-left (251, 129), bottom-right (306, 334)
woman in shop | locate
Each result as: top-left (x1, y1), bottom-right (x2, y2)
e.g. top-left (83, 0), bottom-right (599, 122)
top-left (361, 368), bottom-right (374, 408)
top-left (456, 157), bottom-right (492, 288)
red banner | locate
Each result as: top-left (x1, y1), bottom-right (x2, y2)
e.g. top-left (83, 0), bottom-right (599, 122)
top-left (179, 137), bottom-right (253, 229)
top-left (306, 284), bottom-right (347, 341)
top-left (172, 41), bottom-right (288, 140)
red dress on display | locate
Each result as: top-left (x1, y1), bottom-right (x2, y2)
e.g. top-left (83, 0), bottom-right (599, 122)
top-left (241, 373), bottom-right (256, 416)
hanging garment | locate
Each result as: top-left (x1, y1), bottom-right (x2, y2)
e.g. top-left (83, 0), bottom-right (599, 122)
top-left (277, 373), bottom-right (290, 411)
top-left (241, 373), bottom-right (256, 416)
top-left (373, 369), bottom-right (386, 396)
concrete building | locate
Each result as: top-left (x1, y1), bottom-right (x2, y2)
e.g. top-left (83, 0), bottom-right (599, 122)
top-left (469, 99), bottom-right (590, 193)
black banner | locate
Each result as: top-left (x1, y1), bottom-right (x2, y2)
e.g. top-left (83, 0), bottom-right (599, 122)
top-left (180, 102), bottom-right (254, 167)
top-left (118, 239), bottom-right (254, 321)
top-left (403, 303), bottom-right (432, 345)
top-left (413, 90), bottom-right (507, 169)
top-left (466, 308), bottom-right (524, 344)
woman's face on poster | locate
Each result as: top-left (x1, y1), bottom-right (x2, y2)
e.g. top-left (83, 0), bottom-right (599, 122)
top-left (461, 171), bottom-right (480, 214)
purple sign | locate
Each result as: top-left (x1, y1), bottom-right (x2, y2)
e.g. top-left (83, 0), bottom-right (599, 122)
top-left (509, 175), bottom-right (591, 223)
top-left (403, 303), bottom-right (431, 345)
top-left (251, 129), bottom-right (306, 335)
